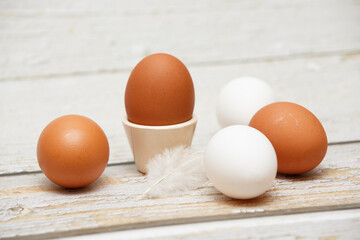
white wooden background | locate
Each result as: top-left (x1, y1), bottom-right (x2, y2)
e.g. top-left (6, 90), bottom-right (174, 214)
top-left (1, 0), bottom-right (360, 239)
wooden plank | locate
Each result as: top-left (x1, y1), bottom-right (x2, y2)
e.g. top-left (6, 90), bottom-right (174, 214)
top-left (60, 209), bottom-right (360, 240)
top-left (0, 143), bottom-right (359, 239)
top-left (0, 0), bottom-right (360, 80)
top-left (0, 52), bottom-right (359, 175)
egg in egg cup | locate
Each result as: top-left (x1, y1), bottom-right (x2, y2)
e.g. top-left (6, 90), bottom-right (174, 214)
top-left (123, 53), bottom-right (197, 173)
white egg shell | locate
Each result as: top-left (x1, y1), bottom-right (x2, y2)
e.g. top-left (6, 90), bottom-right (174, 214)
top-left (216, 76), bottom-right (274, 127)
top-left (204, 125), bottom-right (277, 199)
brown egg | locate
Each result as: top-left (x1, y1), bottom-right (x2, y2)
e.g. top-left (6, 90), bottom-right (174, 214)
top-left (37, 115), bottom-right (109, 188)
top-left (125, 53), bottom-right (195, 126)
top-left (249, 102), bottom-right (327, 175)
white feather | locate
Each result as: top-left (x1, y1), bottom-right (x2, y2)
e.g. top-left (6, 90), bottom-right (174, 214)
top-left (139, 146), bottom-right (207, 199)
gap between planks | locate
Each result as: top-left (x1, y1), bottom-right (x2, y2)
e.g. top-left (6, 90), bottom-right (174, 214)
top-left (1, 140), bottom-right (359, 177)
top-left (1, 48), bottom-right (359, 82)
top-left (0, 162), bottom-right (133, 178)
top-left (60, 209), bottom-right (360, 240)
top-left (2, 205), bottom-right (360, 240)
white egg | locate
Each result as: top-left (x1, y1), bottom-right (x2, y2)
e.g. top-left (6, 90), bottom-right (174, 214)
top-left (216, 76), bottom-right (274, 127)
top-left (204, 125), bottom-right (277, 199)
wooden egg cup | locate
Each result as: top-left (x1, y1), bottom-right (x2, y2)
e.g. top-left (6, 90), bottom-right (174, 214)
top-left (122, 115), bottom-right (197, 173)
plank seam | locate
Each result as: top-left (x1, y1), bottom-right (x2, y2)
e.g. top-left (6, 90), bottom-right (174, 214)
top-left (1, 141), bottom-right (360, 177)
top-left (1, 49), bottom-right (360, 82)
top-left (2, 203), bottom-right (359, 240)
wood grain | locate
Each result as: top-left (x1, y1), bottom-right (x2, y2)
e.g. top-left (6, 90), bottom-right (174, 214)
top-left (1, 52), bottom-right (359, 175)
top-left (0, 0), bottom-right (360, 80)
top-left (61, 209), bottom-right (360, 240)
top-left (0, 142), bottom-right (359, 239)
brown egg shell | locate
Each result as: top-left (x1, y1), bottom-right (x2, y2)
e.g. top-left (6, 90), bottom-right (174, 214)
top-left (37, 115), bottom-right (110, 188)
top-left (125, 53), bottom-right (195, 126)
top-left (249, 102), bottom-right (328, 175)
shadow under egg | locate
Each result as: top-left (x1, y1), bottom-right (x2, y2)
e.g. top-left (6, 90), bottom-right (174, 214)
top-left (219, 191), bottom-right (273, 207)
top-left (276, 167), bottom-right (326, 181)
top-left (39, 175), bottom-right (106, 195)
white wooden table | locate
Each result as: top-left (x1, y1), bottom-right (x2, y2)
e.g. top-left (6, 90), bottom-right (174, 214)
top-left (1, 1), bottom-right (360, 239)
